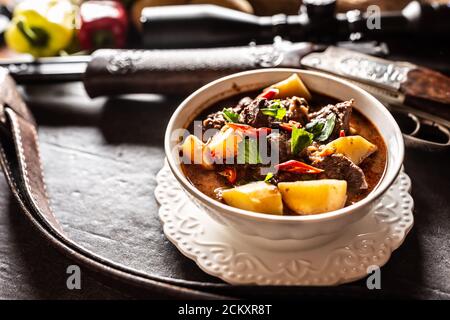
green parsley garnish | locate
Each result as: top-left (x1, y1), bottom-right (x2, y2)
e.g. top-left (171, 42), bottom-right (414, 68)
top-left (261, 100), bottom-right (286, 121)
top-left (305, 119), bottom-right (325, 137)
top-left (291, 127), bottom-right (313, 155)
top-left (237, 138), bottom-right (262, 164)
top-left (222, 108), bottom-right (239, 123)
top-left (305, 113), bottom-right (336, 142)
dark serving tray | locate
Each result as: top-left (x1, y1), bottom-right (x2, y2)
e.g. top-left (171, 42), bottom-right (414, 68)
top-left (3, 80), bottom-right (450, 299)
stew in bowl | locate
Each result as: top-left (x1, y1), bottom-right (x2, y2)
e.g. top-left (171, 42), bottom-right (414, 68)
top-left (179, 73), bottom-right (387, 216)
top-left (164, 68), bottom-right (404, 243)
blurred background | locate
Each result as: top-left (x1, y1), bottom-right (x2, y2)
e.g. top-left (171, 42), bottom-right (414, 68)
top-left (0, 0), bottom-right (449, 59)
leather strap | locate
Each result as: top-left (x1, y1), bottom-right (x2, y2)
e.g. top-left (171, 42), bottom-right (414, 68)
top-left (0, 68), bottom-right (226, 298)
top-left (0, 69), bottom-right (60, 232)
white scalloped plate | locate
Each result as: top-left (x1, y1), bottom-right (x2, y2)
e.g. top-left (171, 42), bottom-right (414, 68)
top-left (155, 162), bottom-right (414, 286)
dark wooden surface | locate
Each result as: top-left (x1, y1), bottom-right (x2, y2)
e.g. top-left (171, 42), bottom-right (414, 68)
top-left (1, 82), bottom-right (229, 299)
top-left (0, 79), bottom-right (449, 299)
top-left (0, 83), bottom-right (172, 299)
top-left (1, 0), bottom-right (450, 299)
top-left (0, 83), bottom-right (144, 299)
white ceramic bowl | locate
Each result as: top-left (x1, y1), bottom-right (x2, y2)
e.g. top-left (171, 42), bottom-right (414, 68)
top-left (165, 69), bottom-right (404, 241)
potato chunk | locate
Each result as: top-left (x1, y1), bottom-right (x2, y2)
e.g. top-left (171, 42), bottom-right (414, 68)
top-left (222, 181), bottom-right (283, 215)
top-left (180, 135), bottom-right (214, 170)
top-left (269, 73), bottom-right (312, 100)
top-left (326, 135), bottom-right (377, 165)
top-left (278, 180), bottom-right (347, 215)
top-left (207, 125), bottom-right (242, 162)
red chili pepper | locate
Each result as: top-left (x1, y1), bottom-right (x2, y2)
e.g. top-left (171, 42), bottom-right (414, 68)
top-left (219, 167), bottom-right (237, 184)
top-left (256, 127), bottom-right (272, 137)
top-left (279, 123), bottom-right (293, 132)
top-left (257, 88), bottom-right (279, 100)
top-left (227, 123), bottom-right (271, 137)
top-left (275, 160), bottom-right (324, 174)
top-left (227, 123), bottom-right (255, 136)
top-left (339, 130), bottom-right (346, 137)
top-left (78, 1), bottom-right (128, 50)
top-left (279, 120), bottom-right (302, 132)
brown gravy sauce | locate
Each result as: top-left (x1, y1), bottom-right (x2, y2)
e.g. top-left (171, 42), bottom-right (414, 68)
top-left (181, 91), bottom-right (387, 213)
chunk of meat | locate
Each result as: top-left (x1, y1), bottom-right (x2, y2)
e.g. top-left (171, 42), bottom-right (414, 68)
top-left (309, 99), bottom-right (353, 140)
top-left (272, 171), bottom-right (316, 184)
top-left (203, 97), bottom-right (252, 131)
top-left (235, 97), bottom-right (253, 111)
top-left (313, 153), bottom-right (368, 192)
top-left (284, 96), bottom-right (309, 125)
top-left (267, 131), bottom-right (292, 163)
top-left (203, 111), bottom-right (225, 131)
top-left (238, 98), bottom-right (272, 128)
top-left (301, 141), bottom-right (322, 160)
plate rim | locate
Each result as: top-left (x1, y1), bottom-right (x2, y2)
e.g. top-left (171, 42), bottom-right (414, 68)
top-left (156, 163), bottom-right (414, 286)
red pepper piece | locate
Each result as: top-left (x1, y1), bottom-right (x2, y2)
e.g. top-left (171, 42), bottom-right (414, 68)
top-left (79, 1), bottom-right (128, 50)
top-left (275, 160), bottom-right (324, 174)
top-left (219, 167), bottom-right (237, 184)
top-left (339, 130), bottom-right (346, 137)
top-left (279, 123), bottom-right (293, 132)
top-left (227, 123), bottom-right (271, 137)
top-left (255, 127), bottom-right (272, 137)
top-left (257, 88), bottom-right (279, 100)
top-left (227, 123), bottom-right (255, 136)
top-left (279, 120), bottom-right (302, 132)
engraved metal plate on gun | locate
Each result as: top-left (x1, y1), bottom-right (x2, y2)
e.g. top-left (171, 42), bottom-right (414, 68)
top-left (301, 46), bottom-right (450, 150)
top-left (301, 46), bottom-right (414, 106)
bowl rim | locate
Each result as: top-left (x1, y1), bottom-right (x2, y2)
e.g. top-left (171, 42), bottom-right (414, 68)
top-left (164, 68), bottom-right (405, 223)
